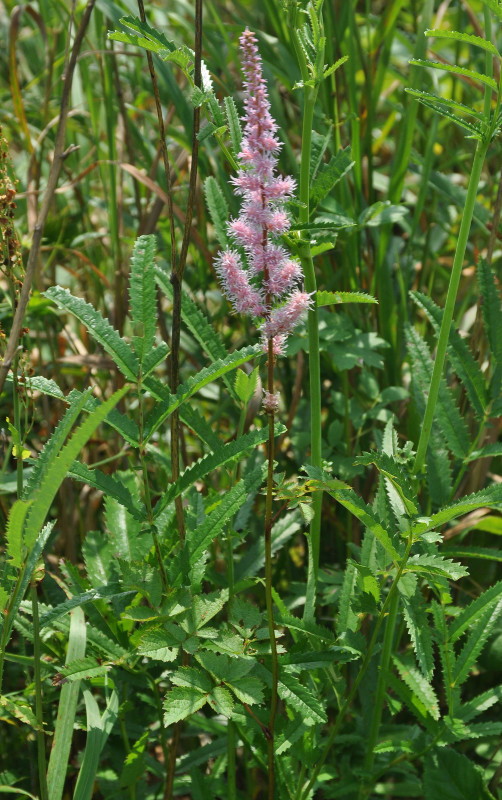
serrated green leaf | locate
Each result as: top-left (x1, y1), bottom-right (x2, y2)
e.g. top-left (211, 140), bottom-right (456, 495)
top-left (0, 695), bottom-right (42, 731)
top-left (310, 148), bottom-right (354, 208)
top-left (171, 667), bottom-right (213, 693)
top-left (129, 235), bottom-right (157, 364)
top-left (448, 578), bottom-right (502, 643)
top-left (180, 404), bottom-right (222, 451)
top-left (204, 176), bottom-right (229, 248)
top-left (275, 608), bottom-right (336, 643)
top-left (405, 88), bottom-right (486, 128)
top-left (401, 593), bottom-right (435, 680)
top-left (137, 629), bottom-right (179, 662)
top-left (316, 290), bottom-right (377, 306)
top-left (424, 747), bottom-right (493, 799)
top-left (453, 598), bottom-right (502, 686)
top-left (44, 287), bottom-right (139, 380)
top-left (482, 0), bottom-right (502, 22)
top-left (223, 96), bottom-right (242, 153)
top-left (64, 389), bottom-right (140, 447)
top-left (331, 489), bottom-right (400, 561)
top-left (426, 428), bottom-right (453, 509)
top-left (5, 499), bottom-right (31, 567)
top-left (207, 686), bottom-right (234, 717)
top-left (109, 16), bottom-right (194, 73)
top-left (25, 375), bottom-right (64, 398)
top-left (39, 585), bottom-right (135, 630)
top-left (478, 257), bottom-right (502, 364)
top-left (409, 58), bottom-right (498, 91)
top-left (406, 554), bottom-right (468, 582)
top-left (354, 451), bottom-right (419, 516)
top-left (457, 685), bottom-right (502, 722)
top-left (443, 546), bottom-right (502, 562)
top-left (23, 389), bottom-right (92, 500)
top-left (144, 344), bottom-right (261, 442)
top-left (60, 657), bottom-right (111, 682)
top-left (163, 686), bottom-right (208, 726)
top-left (425, 28), bottom-right (500, 57)
top-left (187, 464), bottom-right (265, 563)
top-left (153, 426), bottom-right (280, 519)
top-left (69, 462), bottom-right (145, 521)
top-left (412, 485), bottom-right (502, 538)
top-left (22, 386), bottom-right (129, 551)
top-left (406, 325), bottom-right (470, 458)
top-left (358, 201), bottom-right (409, 228)
top-left (411, 291), bottom-right (487, 418)
top-left (393, 654), bottom-right (440, 720)
top-left (277, 671), bottom-right (327, 724)
top-left (386, 672), bottom-right (437, 732)
top-left (227, 676), bottom-right (264, 706)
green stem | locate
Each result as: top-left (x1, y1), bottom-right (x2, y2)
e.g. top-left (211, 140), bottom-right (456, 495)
top-left (265, 339), bottom-right (278, 800)
top-left (413, 138), bottom-right (489, 474)
top-left (31, 583), bottom-right (49, 800)
top-left (358, 587), bottom-right (400, 798)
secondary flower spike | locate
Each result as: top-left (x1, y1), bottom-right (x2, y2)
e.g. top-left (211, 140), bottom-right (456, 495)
top-left (215, 28), bottom-right (312, 358)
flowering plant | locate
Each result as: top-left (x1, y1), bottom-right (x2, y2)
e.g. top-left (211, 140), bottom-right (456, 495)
top-left (215, 29), bottom-right (312, 413)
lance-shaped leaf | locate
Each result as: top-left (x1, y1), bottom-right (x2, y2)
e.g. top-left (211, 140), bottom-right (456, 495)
top-left (448, 578), bottom-right (502, 643)
top-left (405, 89), bottom-right (485, 139)
top-left (409, 58), bottom-right (498, 91)
top-left (153, 426), bottom-right (282, 519)
top-left (23, 389), bottom-right (92, 499)
top-left (411, 484), bottom-right (502, 537)
top-left (187, 465), bottom-right (265, 563)
top-left (453, 598), bottom-right (502, 687)
top-left (393, 654), bottom-right (440, 720)
top-left (60, 657), bottom-right (111, 682)
top-left (316, 290), bottom-right (377, 306)
top-left (331, 489), bottom-right (400, 561)
top-left (405, 554), bottom-right (469, 582)
top-left (354, 451), bottom-right (419, 517)
top-left (144, 344), bottom-right (260, 441)
top-left (109, 16), bottom-right (194, 74)
top-left (129, 234), bottom-right (157, 364)
top-left (406, 325), bottom-right (470, 459)
top-left (20, 385), bottom-right (130, 551)
top-left (411, 291), bottom-right (487, 419)
top-left (39, 585), bottom-right (136, 630)
top-left (44, 286), bottom-right (139, 380)
top-left (69, 462), bottom-right (146, 521)
top-left (310, 148), bottom-right (354, 208)
top-left (425, 28), bottom-right (500, 57)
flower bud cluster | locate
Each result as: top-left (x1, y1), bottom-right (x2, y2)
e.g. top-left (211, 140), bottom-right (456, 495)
top-left (215, 28), bottom-right (312, 357)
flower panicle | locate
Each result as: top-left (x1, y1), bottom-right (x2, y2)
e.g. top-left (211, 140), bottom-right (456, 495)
top-left (216, 28), bottom-right (312, 363)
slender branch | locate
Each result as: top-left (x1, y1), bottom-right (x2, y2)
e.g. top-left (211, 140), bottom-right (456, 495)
top-left (169, 0), bottom-right (202, 542)
top-left (413, 137), bottom-right (489, 474)
top-left (31, 583), bottom-right (49, 800)
top-left (264, 339), bottom-right (278, 800)
top-left (0, 0), bottom-right (96, 395)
